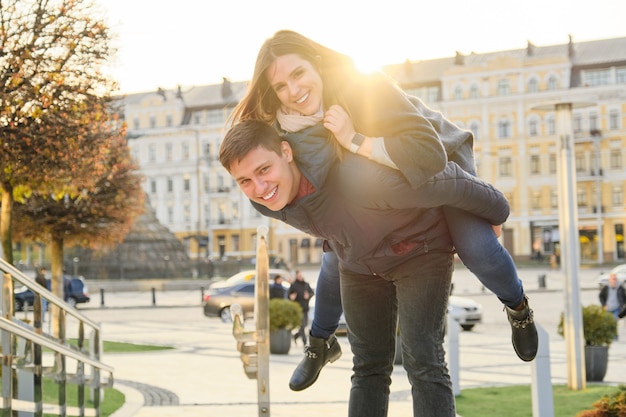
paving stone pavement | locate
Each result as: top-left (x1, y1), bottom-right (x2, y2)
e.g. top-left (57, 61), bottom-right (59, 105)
top-left (71, 263), bottom-right (626, 417)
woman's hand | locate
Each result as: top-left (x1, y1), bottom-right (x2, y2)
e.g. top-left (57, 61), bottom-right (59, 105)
top-left (492, 224), bottom-right (502, 238)
top-left (323, 105), bottom-right (355, 149)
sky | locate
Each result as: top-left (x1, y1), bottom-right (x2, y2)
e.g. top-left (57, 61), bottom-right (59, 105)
top-left (99, 0), bottom-right (626, 95)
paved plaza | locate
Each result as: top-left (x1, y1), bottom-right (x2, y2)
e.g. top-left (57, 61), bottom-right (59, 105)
top-left (59, 264), bottom-right (626, 416)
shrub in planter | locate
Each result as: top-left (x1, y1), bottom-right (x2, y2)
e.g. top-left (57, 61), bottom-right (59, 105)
top-left (268, 299), bottom-right (302, 354)
top-left (558, 305), bottom-right (617, 382)
top-left (557, 305), bottom-right (617, 347)
top-left (269, 299), bottom-right (302, 331)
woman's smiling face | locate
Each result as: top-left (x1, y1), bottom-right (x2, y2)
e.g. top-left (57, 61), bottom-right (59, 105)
top-left (266, 53), bottom-right (323, 116)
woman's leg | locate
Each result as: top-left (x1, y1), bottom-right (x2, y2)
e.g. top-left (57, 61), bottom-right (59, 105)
top-left (289, 251), bottom-right (343, 391)
top-left (443, 206), bottom-right (524, 307)
top-left (444, 206), bottom-right (538, 362)
top-left (310, 251), bottom-right (343, 338)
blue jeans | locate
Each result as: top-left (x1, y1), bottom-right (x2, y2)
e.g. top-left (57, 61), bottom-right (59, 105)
top-left (341, 251), bottom-right (456, 417)
top-left (443, 206), bottom-right (525, 308)
top-left (310, 251), bottom-right (343, 338)
top-left (309, 211), bottom-right (525, 340)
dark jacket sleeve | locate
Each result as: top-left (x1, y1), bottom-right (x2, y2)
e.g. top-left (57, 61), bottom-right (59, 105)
top-left (342, 74), bottom-right (448, 189)
top-left (599, 286), bottom-right (608, 305)
top-left (338, 157), bottom-right (510, 225)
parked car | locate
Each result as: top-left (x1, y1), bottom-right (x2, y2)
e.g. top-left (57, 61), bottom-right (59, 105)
top-left (14, 275), bottom-right (90, 311)
top-left (597, 264), bottom-right (626, 288)
top-left (208, 269), bottom-right (292, 290)
top-left (448, 295), bottom-right (483, 331)
top-left (203, 280), bottom-right (291, 322)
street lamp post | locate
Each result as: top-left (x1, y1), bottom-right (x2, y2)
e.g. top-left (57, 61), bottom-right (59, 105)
top-left (533, 100), bottom-right (594, 390)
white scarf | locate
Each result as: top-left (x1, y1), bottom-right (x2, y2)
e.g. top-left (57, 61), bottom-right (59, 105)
top-left (276, 106), bottom-right (323, 133)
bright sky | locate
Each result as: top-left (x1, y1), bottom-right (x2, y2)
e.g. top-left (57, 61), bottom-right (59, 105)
top-left (100, 0), bottom-right (626, 95)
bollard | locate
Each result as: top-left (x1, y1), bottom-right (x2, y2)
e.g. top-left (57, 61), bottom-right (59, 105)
top-left (151, 288), bottom-right (156, 306)
top-left (538, 274), bottom-right (546, 289)
top-left (100, 288), bottom-right (105, 307)
top-left (200, 287), bottom-right (205, 303)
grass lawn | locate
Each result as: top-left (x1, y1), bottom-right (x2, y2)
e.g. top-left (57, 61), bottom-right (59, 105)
top-left (38, 339), bottom-right (173, 416)
top-left (455, 384), bottom-right (618, 417)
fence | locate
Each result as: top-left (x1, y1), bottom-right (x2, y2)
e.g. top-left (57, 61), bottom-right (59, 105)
top-left (0, 258), bottom-right (114, 417)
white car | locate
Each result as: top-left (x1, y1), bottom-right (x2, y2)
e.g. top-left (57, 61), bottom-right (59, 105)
top-left (448, 295), bottom-right (483, 331)
top-left (597, 264), bottom-right (626, 288)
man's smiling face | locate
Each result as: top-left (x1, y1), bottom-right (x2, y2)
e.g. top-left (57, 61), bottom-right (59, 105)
top-left (229, 141), bottom-right (301, 211)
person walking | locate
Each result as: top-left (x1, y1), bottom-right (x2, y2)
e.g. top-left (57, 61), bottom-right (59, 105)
top-left (35, 267), bottom-right (48, 322)
top-left (599, 273), bottom-right (626, 339)
top-left (269, 274), bottom-right (287, 299)
top-left (288, 270), bottom-right (314, 345)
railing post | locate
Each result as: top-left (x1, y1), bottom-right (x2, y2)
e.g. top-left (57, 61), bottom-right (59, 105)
top-left (230, 226), bottom-right (271, 416)
top-left (2, 273), bottom-right (15, 416)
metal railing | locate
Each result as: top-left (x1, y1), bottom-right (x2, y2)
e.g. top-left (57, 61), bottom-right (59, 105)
top-left (0, 258), bottom-right (114, 417)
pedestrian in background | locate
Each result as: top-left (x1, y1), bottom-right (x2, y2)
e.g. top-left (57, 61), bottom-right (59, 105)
top-left (599, 273), bottom-right (626, 340)
top-left (289, 270), bottom-right (314, 345)
top-left (35, 267), bottom-right (48, 322)
top-left (270, 274), bottom-right (287, 299)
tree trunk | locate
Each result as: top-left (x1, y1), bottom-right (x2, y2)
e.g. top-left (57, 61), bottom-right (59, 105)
top-left (50, 235), bottom-right (64, 339)
top-left (1, 187), bottom-right (14, 263)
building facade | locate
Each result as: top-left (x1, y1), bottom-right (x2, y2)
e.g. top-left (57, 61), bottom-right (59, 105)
top-left (123, 36), bottom-right (626, 267)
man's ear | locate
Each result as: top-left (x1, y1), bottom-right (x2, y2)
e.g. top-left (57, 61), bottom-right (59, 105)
top-left (281, 140), bottom-right (294, 161)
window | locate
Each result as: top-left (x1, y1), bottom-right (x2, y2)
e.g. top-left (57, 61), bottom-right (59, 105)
top-left (469, 84), bottom-right (479, 99)
top-left (573, 115), bottom-right (582, 133)
top-left (497, 79), bottom-right (510, 96)
top-left (584, 69), bottom-right (611, 86)
top-left (550, 190), bottom-right (558, 208)
top-left (150, 180), bottom-right (157, 194)
top-left (193, 114), bottom-right (202, 125)
top-left (610, 149), bottom-right (623, 170)
top-left (206, 109), bottom-right (223, 125)
top-left (575, 153), bottom-right (585, 173)
top-left (454, 85), bottom-right (463, 100)
top-left (617, 67), bottom-right (626, 84)
top-left (182, 142), bottom-right (190, 160)
top-left (529, 119), bottom-right (538, 136)
top-left (149, 116), bottom-right (156, 129)
top-left (232, 235), bottom-right (240, 252)
top-left (133, 117), bottom-right (140, 130)
top-left (612, 186), bottom-right (624, 207)
top-left (589, 113), bottom-right (598, 131)
top-left (232, 202), bottom-right (239, 221)
top-left (547, 76), bottom-right (558, 90)
top-left (149, 144), bottom-right (156, 162)
top-left (167, 177), bottom-right (173, 192)
top-left (528, 78), bottom-right (538, 93)
top-left (183, 175), bottom-right (190, 192)
top-left (547, 116), bottom-right (556, 135)
top-left (549, 154), bottom-right (557, 174)
top-left (530, 155), bottom-right (540, 174)
top-left (499, 157), bottom-right (512, 177)
top-left (498, 119), bottom-right (511, 138)
top-left (184, 204), bottom-right (191, 222)
top-left (577, 188), bottom-right (587, 207)
top-left (165, 143), bottom-right (173, 161)
top-left (531, 191), bottom-right (541, 210)
top-left (166, 115), bottom-right (173, 127)
top-left (609, 110), bottom-right (620, 130)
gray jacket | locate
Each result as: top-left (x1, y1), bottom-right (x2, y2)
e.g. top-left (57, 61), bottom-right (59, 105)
top-left (252, 124), bottom-right (508, 275)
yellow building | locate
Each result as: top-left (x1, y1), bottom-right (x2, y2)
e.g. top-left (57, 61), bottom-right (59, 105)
top-left (124, 36), bottom-right (625, 268)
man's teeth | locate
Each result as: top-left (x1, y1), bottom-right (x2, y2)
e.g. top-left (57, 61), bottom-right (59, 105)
top-left (263, 188), bottom-right (277, 200)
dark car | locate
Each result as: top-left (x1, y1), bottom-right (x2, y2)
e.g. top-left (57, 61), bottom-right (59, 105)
top-left (14, 275), bottom-right (90, 311)
top-left (203, 280), bottom-right (292, 322)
